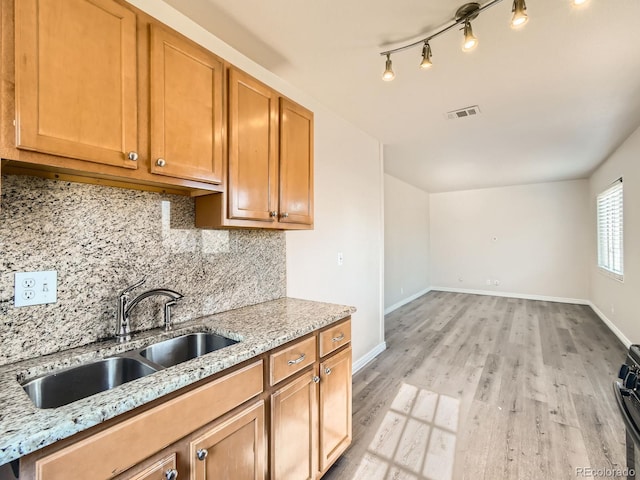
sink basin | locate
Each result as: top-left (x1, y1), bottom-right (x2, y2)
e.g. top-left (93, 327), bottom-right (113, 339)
top-left (20, 331), bottom-right (239, 409)
top-left (21, 357), bottom-right (158, 409)
top-left (140, 332), bottom-right (238, 368)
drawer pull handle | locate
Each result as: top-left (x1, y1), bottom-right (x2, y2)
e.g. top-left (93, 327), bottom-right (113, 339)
top-left (332, 333), bottom-right (345, 342)
top-left (165, 469), bottom-right (178, 480)
top-left (288, 353), bottom-right (306, 365)
top-left (325, 367), bottom-right (332, 375)
top-left (196, 448), bottom-right (208, 461)
top-left (313, 376), bottom-right (320, 383)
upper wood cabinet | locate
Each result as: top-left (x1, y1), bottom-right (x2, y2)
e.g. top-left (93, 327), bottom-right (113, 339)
top-left (227, 67), bottom-right (279, 222)
top-left (2, 0), bottom-right (224, 194)
top-left (14, 0), bottom-right (138, 169)
top-left (3, 0), bottom-right (313, 211)
top-left (279, 98), bottom-right (314, 226)
top-left (149, 25), bottom-right (223, 185)
top-left (195, 67), bottom-right (314, 230)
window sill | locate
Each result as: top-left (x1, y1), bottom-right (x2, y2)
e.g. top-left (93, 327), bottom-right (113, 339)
top-left (597, 266), bottom-right (624, 283)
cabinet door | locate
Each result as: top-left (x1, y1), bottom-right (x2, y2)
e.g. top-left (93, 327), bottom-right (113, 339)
top-left (319, 346), bottom-right (352, 474)
top-left (279, 98), bottom-right (314, 225)
top-left (15, 0), bottom-right (138, 168)
top-left (228, 67), bottom-right (279, 222)
top-left (271, 372), bottom-right (318, 480)
top-left (190, 400), bottom-right (265, 480)
top-left (125, 453), bottom-right (177, 480)
top-left (150, 25), bottom-right (223, 184)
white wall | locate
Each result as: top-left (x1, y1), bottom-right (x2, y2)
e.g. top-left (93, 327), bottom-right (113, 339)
top-left (384, 174), bottom-right (430, 312)
top-left (589, 125), bottom-right (640, 346)
top-left (286, 117), bottom-right (384, 363)
top-left (127, 0), bottom-right (385, 365)
top-left (430, 180), bottom-right (590, 301)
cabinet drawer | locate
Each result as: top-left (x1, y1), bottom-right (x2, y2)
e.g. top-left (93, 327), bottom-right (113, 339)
top-left (319, 318), bottom-right (351, 357)
top-left (33, 361), bottom-right (263, 480)
top-left (270, 336), bottom-right (317, 386)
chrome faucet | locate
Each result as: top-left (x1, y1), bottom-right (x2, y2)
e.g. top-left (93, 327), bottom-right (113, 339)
top-left (115, 277), bottom-right (184, 343)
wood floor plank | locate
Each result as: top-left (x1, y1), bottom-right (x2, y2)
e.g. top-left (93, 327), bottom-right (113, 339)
top-left (322, 292), bottom-right (628, 480)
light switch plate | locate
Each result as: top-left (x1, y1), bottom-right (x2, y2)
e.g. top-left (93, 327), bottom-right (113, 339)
top-left (14, 271), bottom-right (57, 307)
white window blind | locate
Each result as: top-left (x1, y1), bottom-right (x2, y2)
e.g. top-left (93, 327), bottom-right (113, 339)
top-left (597, 178), bottom-right (623, 280)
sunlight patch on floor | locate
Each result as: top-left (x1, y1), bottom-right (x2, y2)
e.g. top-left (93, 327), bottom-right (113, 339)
top-left (352, 383), bottom-right (460, 480)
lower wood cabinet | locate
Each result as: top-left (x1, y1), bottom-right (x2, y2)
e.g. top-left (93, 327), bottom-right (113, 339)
top-left (319, 347), bottom-right (352, 474)
top-left (271, 372), bottom-right (318, 480)
top-left (19, 318), bottom-right (352, 480)
top-left (190, 400), bottom-right (265, 480)
top-left (269, 322), bottom-right (353, 480)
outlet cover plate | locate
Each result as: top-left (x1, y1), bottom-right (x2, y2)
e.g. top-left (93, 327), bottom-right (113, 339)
top-left (14, 271), bottom-right (57, 307)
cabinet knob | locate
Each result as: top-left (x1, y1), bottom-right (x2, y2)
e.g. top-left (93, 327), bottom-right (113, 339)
top-left (280, 212), bottom-right (289, 219)
top-left (196, 448), bottom-right (208, 461)
top-left (156, 158), bottom-right (166, 167)
top-left (269, 211), bottom-right (278, 218)
top-left (313, 376), bottom-right (320, 384)
top-left (325, 367), bottom-right (332, 375)
top-left (127, 151), bottom-right (139, 161)
top-left (165, 469), bottom-right (178, 480)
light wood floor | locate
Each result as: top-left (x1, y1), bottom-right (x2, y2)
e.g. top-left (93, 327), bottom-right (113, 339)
top-left (323, 291), bottom-right (628, 480)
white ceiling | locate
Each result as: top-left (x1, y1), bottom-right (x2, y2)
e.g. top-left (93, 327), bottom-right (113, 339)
top-left (164, 0), bottom-right (640, 192)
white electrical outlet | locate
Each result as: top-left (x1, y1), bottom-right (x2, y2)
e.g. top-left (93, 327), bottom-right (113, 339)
top-left (486, 278), bottom-right (492, 286)
top-left (14, 271), bottom-right (57, 307)
top-left (337, 252), bottom-right (344, 266)
top-left (494, 280), bottom-right (501, 286)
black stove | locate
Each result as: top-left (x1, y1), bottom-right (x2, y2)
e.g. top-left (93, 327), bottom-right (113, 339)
top-left (615, 345), bottom-right (640, 479)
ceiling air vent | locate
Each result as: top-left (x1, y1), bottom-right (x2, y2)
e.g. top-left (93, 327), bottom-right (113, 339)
top-left (446, 105), bottom-right (481, 120)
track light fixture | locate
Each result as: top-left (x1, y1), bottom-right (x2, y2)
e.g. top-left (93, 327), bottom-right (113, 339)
top-left (572, 0), bottom-right (588, 6)
top-left (379, 0), bottom-right (540, 81)
top-left (420, 42), bottom-right (433, 69)
top-left (462, 19), bottom-right (478, 51)
top-left (382, 54), bottom-right (395, 81)
top-left (511, 0), bottom-right (528, 28)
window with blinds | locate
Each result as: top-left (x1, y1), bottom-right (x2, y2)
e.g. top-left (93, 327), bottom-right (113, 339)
top-left (597, 178), bottom-right (623, 280)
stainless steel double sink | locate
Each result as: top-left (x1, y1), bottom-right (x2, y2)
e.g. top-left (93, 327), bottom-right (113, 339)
top-left (21, 332), bottom-right (239, 409)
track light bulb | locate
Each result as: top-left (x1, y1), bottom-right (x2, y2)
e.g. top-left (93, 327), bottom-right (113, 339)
top-left (511, 0), bottom-right (528, 28)
top-left (572, 0), bottom-right (587, 5)
top-left (382, 54), bottom-right (395, 81)
top-left (462, 20), bottom-right (478, 52)
top-left (420, 43), bottom-right (433, 69)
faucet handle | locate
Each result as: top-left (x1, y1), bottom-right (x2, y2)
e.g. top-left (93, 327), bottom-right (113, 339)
top-left (120, 276), bottom-right (147, 297)
top-left (164, 300), bottom-right (178, 331)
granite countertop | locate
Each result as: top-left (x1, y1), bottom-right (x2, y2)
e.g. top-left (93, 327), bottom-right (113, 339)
top-left (0, 297), bottom-right (356, 466)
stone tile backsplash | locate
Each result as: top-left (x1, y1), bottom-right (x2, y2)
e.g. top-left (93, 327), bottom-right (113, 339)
top-left (0, 175), bottom-right (286, 366)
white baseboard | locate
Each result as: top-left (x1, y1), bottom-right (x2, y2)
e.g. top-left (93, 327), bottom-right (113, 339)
top-left (353, 342), bottom-right (387, 375)
top-left (588, 301), bottom-right (632, 348)
top-left (430, 286), bottom-right (590, 305)
top-left (384, 287), bottom-right (432, 315)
